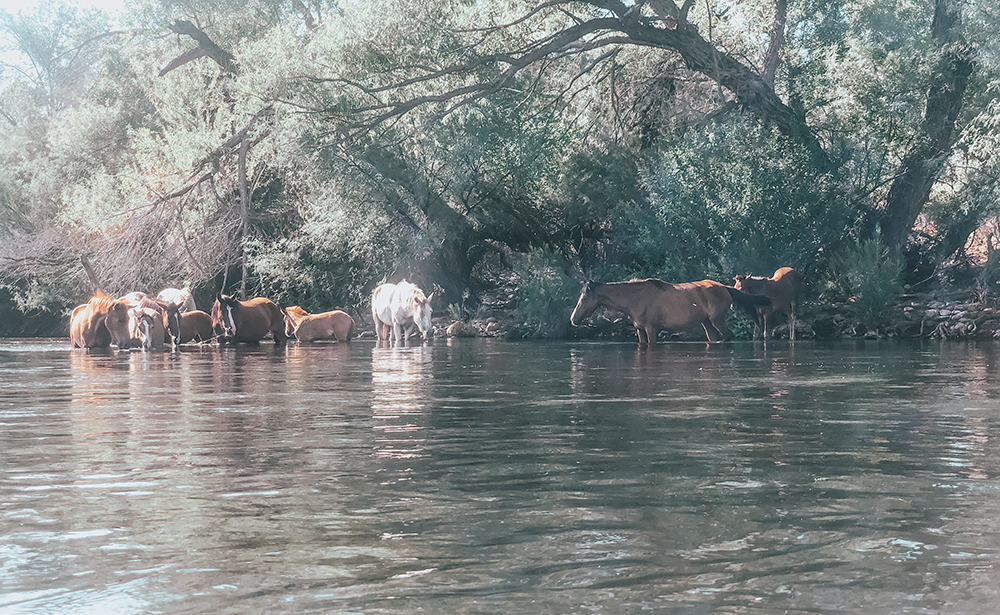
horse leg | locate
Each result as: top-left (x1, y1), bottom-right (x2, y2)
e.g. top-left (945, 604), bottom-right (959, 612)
top-left (711, 316), bottom-right (733, 341)
top-left (789, 304), bottom-right (796, 341)
top-left (762, 310), bottom-right (770, 339)
top-left (645, 326), bottom-right (659, 345)
top-left (635, 326), bottom-right (648, 344)
top-left (701, 319), bottom-right (718, 342)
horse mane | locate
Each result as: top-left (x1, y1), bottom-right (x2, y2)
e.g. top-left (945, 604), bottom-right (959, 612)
top-left (403, 285), bottom-right (428, 308)
top-left (617, 277), bottom-right (671, 289)
top-left (88, 292), bottom-right (118, 312)
top-left (285, 305), bottom-right (310, 318)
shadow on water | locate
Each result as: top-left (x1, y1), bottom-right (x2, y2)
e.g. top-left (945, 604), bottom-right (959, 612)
top-left (2, 339), bottom-right (1000, 612)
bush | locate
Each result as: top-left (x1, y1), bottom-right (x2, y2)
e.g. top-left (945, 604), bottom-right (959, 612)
top-left (824, 234), bottom-right (904, 332)
top-left (510, 247), bottom-right (580, 338)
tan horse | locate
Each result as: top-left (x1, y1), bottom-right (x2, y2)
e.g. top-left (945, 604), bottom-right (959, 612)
top-left (164, 302), bottom-right (214, 345)
top-left (283, 306), bottom-right (355, 343)
top-left (69, 291), bottom-right (133, 349)
top-left (211, 293), bottom-right (287, 344)
top-left (734, 267), bottom-right (801, 340)
top-left (129, 306), bottom-right (166, 350)
top-left (570, 278), bottom-right (769, 344)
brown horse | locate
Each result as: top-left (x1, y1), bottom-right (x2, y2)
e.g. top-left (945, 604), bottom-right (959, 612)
top-left (129, 306), bottom-right (166, 350)
top-left (211, 293), bottom-right (287, 344)
top-left (734, 267), bottom-right (801, 340)
top-left (570, 278), bottom-right (769, 344)
top-left (69, 291), bottom-right (133, 349)
top-left (164, 302), bottom-right (214, 345)
top-left (283, 306), bottom-right (355, 343)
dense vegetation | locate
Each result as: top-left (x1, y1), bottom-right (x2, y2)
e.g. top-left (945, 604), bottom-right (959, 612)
top-left (1, 0), bottom-right (998, 336)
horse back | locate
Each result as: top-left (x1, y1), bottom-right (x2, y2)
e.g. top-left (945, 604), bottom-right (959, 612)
top-left (182, 310), bottom-right (214, 342)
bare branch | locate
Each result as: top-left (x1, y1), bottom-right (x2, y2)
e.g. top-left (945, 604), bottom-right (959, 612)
top-left (159, 46), bottom-right (209, 77)
top-left (167, 20), bottom-right (238, 74)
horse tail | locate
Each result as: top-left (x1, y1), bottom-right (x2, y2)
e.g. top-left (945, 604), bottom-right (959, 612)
top-left (723, 285), bottom-right (770, 321)
top-left (347, 316), bottom-right (355, 342)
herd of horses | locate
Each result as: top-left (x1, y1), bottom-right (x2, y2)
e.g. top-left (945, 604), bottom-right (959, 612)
top-left (570, 266), bottom-right (800, 344)
top-left (67, 267), bottom-right (799, 350)
top-left (68, 280), bottom-right (435, 349)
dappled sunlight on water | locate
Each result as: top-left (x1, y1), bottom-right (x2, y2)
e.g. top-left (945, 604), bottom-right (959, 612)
top-left (3, 339), bottom-right (1000, 612)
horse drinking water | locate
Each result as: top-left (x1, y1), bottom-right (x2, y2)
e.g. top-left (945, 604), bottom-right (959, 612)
top-left (69, 291), bottom-right (133, 349)
top-left (570, 278), bottom-right (769, 344)
top-left (164, 302), bottom-right (213, 345)
top-left (129, 306), bottom-right (166, 350)
top-left (733, 267), bottom-right (801, 340)
top-left (283, 306), bottom-right (355, 343)
top-left (211, 293), bottom-right (287, 344)
top-left (371, 280), bottom-right (434, 345)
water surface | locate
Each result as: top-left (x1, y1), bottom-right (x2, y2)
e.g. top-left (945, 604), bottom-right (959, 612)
top-left (2, 339), bottom-right (1000, 613)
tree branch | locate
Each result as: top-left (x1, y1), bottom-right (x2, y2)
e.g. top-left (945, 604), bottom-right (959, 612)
top-left (167, 20), bottom-right (238, 74)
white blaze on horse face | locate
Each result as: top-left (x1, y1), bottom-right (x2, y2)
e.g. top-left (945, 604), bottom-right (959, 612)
top-left (226, 306), bottom-right (236, 336)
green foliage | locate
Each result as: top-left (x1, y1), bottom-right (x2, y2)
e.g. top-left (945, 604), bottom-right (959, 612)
top-left (510, 247), bottom-right (579, 338)
top-left (824, 233), bottom-right (904, 332)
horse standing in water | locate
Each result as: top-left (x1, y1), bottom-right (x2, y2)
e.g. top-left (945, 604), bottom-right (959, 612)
top-left (156, 287), bottom-right (197, 313)
top-left (283, 306), bottom-right (355, 343)
top-left (570, 278), bottom-right (769, 344)
top-left (211, 293), bottom-right (287, 344)
top-left (371, 280), bottom-right (434, 345)
top-left (129, 306), bottom-right (166, 350)
top-left (69, 291), bottom-right (133, 349)
top-left (734, 267), bottom-right (801, 340)
top-left (164, 302), bottom-right (214, 345)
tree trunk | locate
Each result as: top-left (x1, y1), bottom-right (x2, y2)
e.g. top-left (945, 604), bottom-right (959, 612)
top-left (361, 144), bottom-right (481, 302)
top-left (238, 136), bottom-right (249, 298)
top-left (627, 3), bottom-right (828, 168)
top-left (879, 0), bottom-right (975, 248)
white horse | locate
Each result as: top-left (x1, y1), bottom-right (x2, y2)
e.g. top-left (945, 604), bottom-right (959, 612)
top-left (156, 286), bottom-right (196, 313)
top-left (371, 280), bottom-right (434, 345)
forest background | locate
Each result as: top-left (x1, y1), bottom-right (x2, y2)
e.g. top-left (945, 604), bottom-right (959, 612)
top-left (1, 0), bottom-right (998, 338)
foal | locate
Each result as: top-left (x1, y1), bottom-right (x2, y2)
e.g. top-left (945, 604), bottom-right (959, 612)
top-left (733, 267), bottom-right (801, 340)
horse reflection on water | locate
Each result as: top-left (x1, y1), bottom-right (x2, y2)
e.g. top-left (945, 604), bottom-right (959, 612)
top-left (370, 345), bottom-right (434, 460)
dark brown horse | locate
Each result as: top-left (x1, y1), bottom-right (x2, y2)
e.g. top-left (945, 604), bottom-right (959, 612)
top-left (211, 293), bottom-right (287, 344)
top-left (734, 267), bottom-right (801, 340)
top-left (283, 306), bottom-right (355, 343)
top-left (69, 291), bottom-right (133, 349)
top-left (164, 302), bottom-right (214, 345)
top-left (570, 278), bottom-right (769, 344)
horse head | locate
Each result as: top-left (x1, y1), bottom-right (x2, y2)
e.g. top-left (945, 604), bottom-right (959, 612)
top-left (129, 307), bottom-right (157, 349)
top-left (413, 292), bottom-right (434, 338)
top-left (216, 293), bottom-right (240, 339)
top-left (104, 301), bottom-right (133, 348)
top-left (163, 301), bottom-right (183, 345)
top-left (282, 307), bottom-right (298, 339)
top-left (570, 281), bottom-right (599, 326)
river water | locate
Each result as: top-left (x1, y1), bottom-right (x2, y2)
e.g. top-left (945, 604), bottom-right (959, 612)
top-left (2, 338), bottom-right (1000, 613)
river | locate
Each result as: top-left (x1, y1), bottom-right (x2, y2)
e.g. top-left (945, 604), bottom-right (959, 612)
top-left (2, 338), bottom-right (1000, 613)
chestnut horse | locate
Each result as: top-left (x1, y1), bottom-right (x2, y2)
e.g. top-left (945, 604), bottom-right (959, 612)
top-left (734, 267), bottom-right (801, 340)
top-left (283, 306), bottom-right (355, 343)
top-left (129, 306), bottom-right (166, 350)
top-left (69, 291), bottom-right (133, 349)
top-left (164, 302), bottom-right (214, 345)
top-left (211, 293), bottom-right (287, 344)
top-left (570, 278), bottom-right (769, 344)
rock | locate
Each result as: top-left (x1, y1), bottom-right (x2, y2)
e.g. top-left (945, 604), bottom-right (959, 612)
top-left (446, 321), bottom-right (475, 337)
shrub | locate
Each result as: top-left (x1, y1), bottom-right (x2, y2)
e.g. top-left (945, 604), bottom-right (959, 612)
top-left (510, 247), bottom-right (580, 338)
top-left (824, 234), bottom-right (904, 332)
